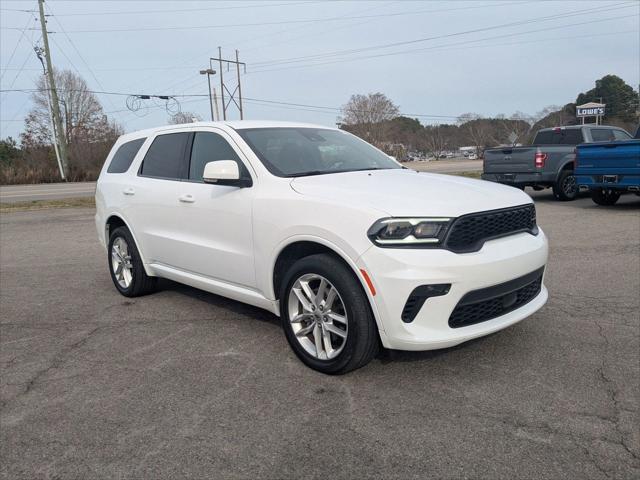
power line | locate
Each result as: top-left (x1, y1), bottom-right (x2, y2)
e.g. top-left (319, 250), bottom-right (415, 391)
top-left (0, 88), bottom-right (472, 120)
top-left (40, 1), bottom-right (320, 16)
top-left (3, 18), bottom-right (40, 91)
top-left (13, 1), bottom-right (618, 34)
top-left (44, 3), bottom-right (123, 123)
top-left (235, 0), bottom-right (527, 53)
top-left (103, 1), bottom-right (635, 111)
top-left (0, 15), bottom-right (36, 83)
top-left (229, 0), bottom-right (401, 51)
top-left (248, 2), bottom-right (636, 68)
top-left (247, 13), bottom-right (636, 74)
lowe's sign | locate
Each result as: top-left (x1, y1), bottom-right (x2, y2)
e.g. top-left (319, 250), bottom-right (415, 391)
top-left (576, 105), bottom-right (605, 117)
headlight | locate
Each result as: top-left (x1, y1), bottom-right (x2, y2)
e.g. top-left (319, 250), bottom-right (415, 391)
top-left (367, 217), bottom-right (451, 246)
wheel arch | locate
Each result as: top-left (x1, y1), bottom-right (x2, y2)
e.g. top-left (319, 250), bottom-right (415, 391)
top-left (105, 213), bottom-right (150, 270)
top-left (555, 158), bottom-right (575, 181)
top-left (270, 237), bottom-right (384, 332)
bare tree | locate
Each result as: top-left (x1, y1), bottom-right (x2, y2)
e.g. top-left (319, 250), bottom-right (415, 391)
top-left (168, 111), bottom-right (202, 124)
top-left (19, 69), bottom-right (121, 181)
top-left (457, 113), bottom-right (491, 155)
top-left (21, 69), bottom-right (120, 148)
top-left (421, 125), bottom-right (447, 159)
top-left (341, 93), bottom-right (399, 144)
top-left (507, 112), bottom-right (533, 144)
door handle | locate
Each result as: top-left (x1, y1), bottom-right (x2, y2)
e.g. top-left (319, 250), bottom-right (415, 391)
top-left (123, 188), bottom-right (135, 196)
top-left (178, 194), bottom-right (195, 203)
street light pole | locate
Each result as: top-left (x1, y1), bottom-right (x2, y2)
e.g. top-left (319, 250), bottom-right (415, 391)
top-left (199, 68), bottom-right (216, 121)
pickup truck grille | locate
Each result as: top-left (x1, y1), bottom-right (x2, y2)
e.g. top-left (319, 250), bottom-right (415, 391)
top-left (444, 204), bottom-right (537, 253)
top-left (448, 267), bottom-right (544, 328)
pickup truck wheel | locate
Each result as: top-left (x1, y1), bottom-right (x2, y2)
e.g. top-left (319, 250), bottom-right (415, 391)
top-left (280, 254), bottom-right (379, 375)
top-left (553, 170), bottom-right (578, 201)
top-left (591, 189), bottom-right (621, 206)
top-left (108, 226), bottom-right (157, 297)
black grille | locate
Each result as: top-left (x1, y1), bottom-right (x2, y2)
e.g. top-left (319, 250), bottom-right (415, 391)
top-left (444, 204), bottom-right (537, 253)
top-left (449, 267), bottom-right (544, 328)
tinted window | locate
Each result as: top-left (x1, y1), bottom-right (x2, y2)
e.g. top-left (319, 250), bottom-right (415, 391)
top-left (189, 132), bottom-right (243, 182)
top-left (107, 138), bottom-right (146, 173)
top-left (237, 128), bottom-right (401, 177)
top-left (140, 132), bottom-right (190, 179)
top-left (613, 129), bottom-right (632, 141)
top-left (534, 129), bottom-right (584, 145)
top-left (591, 129), bottom-right (615, 142)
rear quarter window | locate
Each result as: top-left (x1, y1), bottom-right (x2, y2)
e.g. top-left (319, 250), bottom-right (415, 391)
top-left (107, 138), bottom-right (146, 173)
top-left (613, 129), bottom-right (632, 141)
top-left (590, 129), bottom-right (615, 142)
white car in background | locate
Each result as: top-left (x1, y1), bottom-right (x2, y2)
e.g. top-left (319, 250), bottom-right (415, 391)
top-left (95, 121), bottom-right (548, 374)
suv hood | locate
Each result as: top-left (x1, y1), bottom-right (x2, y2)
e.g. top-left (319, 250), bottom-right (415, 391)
top-left (290, 169), bottom-right (532, 217)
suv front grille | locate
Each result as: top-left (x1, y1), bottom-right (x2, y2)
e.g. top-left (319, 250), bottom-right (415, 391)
top-left (443, 204), bottom-right (537, 253)
top-left (448, 267), bottom-right (544, 328)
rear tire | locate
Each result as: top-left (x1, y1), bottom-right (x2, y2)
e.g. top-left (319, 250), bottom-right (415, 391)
top-left (279, 254), bottom-right (379, 374)
top-left (553, 170), bottom-right (578, 201)
top-left (108, 226), bottom-right (157, 297)
top-left (591, 189), bottom-right (621, 206)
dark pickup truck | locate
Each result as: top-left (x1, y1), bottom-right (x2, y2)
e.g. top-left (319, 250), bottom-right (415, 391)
top-left (575, 126), bottom-right (640, 205)
top-left (482, 125), bottom-right (633, 201)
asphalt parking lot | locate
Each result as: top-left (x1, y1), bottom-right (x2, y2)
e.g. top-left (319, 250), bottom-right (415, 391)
top-left (1, 190), bottom-right (639, 479)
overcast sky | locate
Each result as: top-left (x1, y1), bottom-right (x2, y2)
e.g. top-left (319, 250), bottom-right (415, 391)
top-left (1, 0), bottom-right (638, 139)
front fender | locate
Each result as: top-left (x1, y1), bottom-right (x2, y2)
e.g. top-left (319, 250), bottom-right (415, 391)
top-left (267, 234), bottom-right (383, 331)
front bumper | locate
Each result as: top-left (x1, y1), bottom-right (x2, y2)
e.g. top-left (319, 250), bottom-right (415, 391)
top-left (358, 229), bottom-right (549, 351)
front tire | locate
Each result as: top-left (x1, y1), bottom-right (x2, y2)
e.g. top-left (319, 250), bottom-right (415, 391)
top-left (591, 189), bottom-right (621, 206)
top-left (108, 226), bottom-right (157, 297)
top-left (280, 254), bottom-right (379, 374)
top-left (553, 170), bottom-right (578, 201)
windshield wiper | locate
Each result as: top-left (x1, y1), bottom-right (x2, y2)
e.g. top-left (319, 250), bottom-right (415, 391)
top-left (285, 167), bottom-right (394, 178)
top-left (284, 170), bottom-right (333, 178)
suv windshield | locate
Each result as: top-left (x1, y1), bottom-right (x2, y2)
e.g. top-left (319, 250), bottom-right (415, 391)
top-left (236, 127), bottom-right (401, 177)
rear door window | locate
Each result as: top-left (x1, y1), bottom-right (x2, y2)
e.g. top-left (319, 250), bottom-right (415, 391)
top-left (590, 129), bottom-right (615, 142)
top-left (107, 138), bottom-right (146, 173)
top-left (139, 132), bottom-right (190, 180)
top-left (188, 132), bottom-right (247, 182)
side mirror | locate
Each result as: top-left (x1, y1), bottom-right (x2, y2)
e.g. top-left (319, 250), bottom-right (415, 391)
top-left (202, 160), bottom-right (251, 187)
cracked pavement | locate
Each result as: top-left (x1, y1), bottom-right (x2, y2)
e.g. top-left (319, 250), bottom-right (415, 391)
top-left (1, 190), bottom-right (639, 479)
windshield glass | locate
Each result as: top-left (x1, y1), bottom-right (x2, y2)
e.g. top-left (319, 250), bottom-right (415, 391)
top-left (236, 127), bottom-right (401, 177)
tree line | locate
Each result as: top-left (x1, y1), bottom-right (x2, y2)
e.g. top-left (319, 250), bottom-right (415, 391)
top-left (1, 72), bottom-right (637, 184)
top-left (340, 75), bottom-right (638, 160)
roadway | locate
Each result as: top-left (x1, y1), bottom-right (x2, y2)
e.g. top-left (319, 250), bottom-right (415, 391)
top-left (0, 161), bottom-right (482, 203)
top-left (0, 182), bottom-right (96, 203)
top-left (1, 190), bottom-right (638, 479)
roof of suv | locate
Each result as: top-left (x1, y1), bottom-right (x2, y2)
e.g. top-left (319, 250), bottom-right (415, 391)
top-left (116, 120), bottom-right (334, 142)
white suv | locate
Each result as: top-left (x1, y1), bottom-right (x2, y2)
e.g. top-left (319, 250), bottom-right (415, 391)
top-left (96, 121), bottom-right (548, 374)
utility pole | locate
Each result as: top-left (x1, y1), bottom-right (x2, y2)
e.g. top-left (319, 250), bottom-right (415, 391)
top-left (34, 47), bottom-right (64, 180)
top-left (38, 0), bottom-right (68, 178)
top-left (211, 47), bottom-right (246, 120)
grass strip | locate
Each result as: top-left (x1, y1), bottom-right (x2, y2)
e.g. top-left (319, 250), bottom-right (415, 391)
top-left (0, 197), bottom-right (95, 213)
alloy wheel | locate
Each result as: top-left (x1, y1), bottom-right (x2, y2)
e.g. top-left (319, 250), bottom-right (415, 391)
top-left (111, 236), bottom-right (133, 289)
top-left (287, 274), bottom-right (348, 360)
top-left (562, 174), bottom-right (577, 196)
